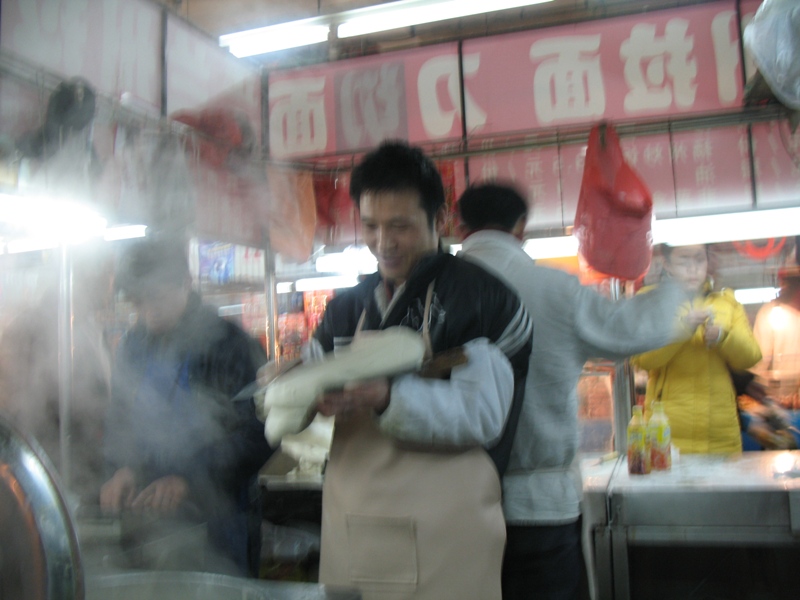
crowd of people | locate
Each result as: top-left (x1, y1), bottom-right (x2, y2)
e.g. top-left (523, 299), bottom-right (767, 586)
top-left (0, 139), bottom-right (798, 599)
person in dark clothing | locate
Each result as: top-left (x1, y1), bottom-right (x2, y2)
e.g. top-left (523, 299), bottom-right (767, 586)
top-left (101, 237), bottom-right (273, 576)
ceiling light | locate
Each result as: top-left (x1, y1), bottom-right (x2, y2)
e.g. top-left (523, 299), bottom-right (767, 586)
top-left (295, 275), bottom-right (359, 292)
top-left (103, 225), bottom-right (147, 241)
top-left (652, 207), bottom-right (800, 246)
top-left (734, 287), bottom-right (780, 305)
top-left (523, 235), bottom-right (579, 259)
top-left (337, 0), bottom-right (555, 38)
top-left (276, 282), bottom-right (294, 294)
top-left (220, 18), bottom-right (330, 57)
top-left (518, 206), bottom-right (800, 260)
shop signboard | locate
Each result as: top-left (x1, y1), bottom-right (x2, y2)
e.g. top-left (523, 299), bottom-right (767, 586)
top-left (671, 125), bottom-right (753, 215)
top-left (1, 0), bottom-right (161, 113)
top-left (468, 147), bottom-right (563, 229)
top-left (268, 43), bottom-right (461, 159)
top-left (463, 1), bottom-right (744, 135)
top-left (751, 122), bottom-right (800, 208)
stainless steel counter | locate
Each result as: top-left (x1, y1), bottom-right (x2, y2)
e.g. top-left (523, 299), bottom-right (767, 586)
top-left (85, 571), bottom-right (360, 600)
top-left (586, 451), bottom-right (800, 600)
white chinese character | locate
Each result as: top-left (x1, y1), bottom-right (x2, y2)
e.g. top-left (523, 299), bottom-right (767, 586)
top-left (693, 137), bottom-right (712, 162)
top-left (621, 19), bottom-right (697, 112)
top-left (418, 53), bottom-right (487, 138)
top-left (506, 159), bottom-right (517, 181)
top-left (740, 160), bottom-right (750, 180)
top-left (526, 157), bottom-right (544, 180)
top-left (711, 11), bottom-right (740, 105)
top-left (339, 64), bottom-right (403, 149)
top-left (623, 146), bottom-right (639, 167)
top-left (695, 164), bottom-right (715, 187)
top-left (672, 141), bottom-right (688, 163)
top-left (481, 161), bottom-right (499, 180)
top-left (528, 182), bottom-right (546, 202)
top-left (269, 78), bottom-right (327, 157)
top-left (643, 143), bottom-right (664, 166)
top-left (530, 36), bottom-right (605, 124)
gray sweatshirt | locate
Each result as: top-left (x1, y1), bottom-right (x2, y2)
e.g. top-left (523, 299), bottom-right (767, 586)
top-left (460, 231), bottom-right (686, 524)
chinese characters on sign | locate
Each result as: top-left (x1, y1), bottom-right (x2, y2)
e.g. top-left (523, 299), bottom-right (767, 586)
top-left (269, 1), bottom-right (745, 160)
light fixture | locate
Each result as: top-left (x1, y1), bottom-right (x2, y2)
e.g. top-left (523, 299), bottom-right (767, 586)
top-left (103, 225), bottom-right (148, 241)
top-left (315, 245), bottom-right (377, 275)
top-left (523, 235), bottom-right (579, 260)
top-left (220, 0), bottom-right (554, 57)
top-left (734, 287), bottom-right (780, 305)
top-left (276, 282), bottom-right (294, 294)
top-left (219, 18), bottom-right (330, 58)
top-left (651, 207), bottom-right (800, 247)
top-left (515, 206), bottom-right (800, 260)
top-left (337, 0), bottom-right (555, 39)
top-left (295, 275), bottom-right (359, 292)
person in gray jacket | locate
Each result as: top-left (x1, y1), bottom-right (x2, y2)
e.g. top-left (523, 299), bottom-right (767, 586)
top-left (457, 183), bottom-right (690, 600)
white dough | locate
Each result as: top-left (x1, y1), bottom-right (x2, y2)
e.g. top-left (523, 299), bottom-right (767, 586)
top-left (262, 327), bottom-right (426, 445)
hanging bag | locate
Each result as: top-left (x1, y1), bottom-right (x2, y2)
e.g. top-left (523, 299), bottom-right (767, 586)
top-left (574, 122), bottom-right (653, 281)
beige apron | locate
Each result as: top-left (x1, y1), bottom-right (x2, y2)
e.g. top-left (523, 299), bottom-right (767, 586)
top-left (319, 283), bottom-right (506, 600)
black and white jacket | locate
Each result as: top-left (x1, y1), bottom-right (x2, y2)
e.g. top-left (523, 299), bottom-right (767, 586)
top-left (311, 252), bottom-right (533, 474)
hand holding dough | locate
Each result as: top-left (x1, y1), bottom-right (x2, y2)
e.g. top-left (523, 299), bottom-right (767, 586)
top-left (261, 327), bottom-right (426, 445)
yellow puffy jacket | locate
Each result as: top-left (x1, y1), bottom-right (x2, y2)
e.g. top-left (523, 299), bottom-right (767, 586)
top-left (631, 287), bottom-right (762, 454)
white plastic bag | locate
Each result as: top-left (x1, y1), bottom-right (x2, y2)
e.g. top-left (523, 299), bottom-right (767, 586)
top-left (744, 0), bottom-right (800, 109)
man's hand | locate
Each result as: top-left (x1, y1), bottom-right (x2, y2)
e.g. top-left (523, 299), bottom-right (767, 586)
top-left (317, 378), bottom-right (391, 417)
top-left (100, 467), bottom-right (138, 514)
top-left (130, 475), bottom-right (189, 514)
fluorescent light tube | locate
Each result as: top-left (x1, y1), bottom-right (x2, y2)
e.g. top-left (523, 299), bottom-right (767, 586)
top-left (523, 235), bottom-right (579, 259)
top-left (104, 225), bottom-right (147, 241)
top-left (276, 282), bottom-right (294, 294)
top-left (337, 0), bottom-right (554, 38)
top-left (220, 19), bottom-right (330, 57)
top-left (734, 287), bottom-right (780, 305)
top-left (652, 207), bottom-right (800, 246)
top-left (295, 275), bottom-right (359, 292)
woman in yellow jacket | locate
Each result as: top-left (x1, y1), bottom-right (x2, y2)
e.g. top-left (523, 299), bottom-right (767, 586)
top-left (632, 245), bottom-right (762, 454)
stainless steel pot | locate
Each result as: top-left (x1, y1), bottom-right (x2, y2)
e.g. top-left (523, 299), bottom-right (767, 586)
top-left (0, 414), bottom-right (83, 600)
top-left (0, 414), bottom-right (361, 600)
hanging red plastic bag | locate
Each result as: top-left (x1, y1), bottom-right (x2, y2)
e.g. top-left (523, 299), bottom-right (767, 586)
top-left (574, 122), bottom-right (653, 281)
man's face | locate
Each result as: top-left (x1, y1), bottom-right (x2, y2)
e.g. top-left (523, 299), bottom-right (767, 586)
top-left (132, 282), bottom-right (190, 334)
top-left (359, 189), bottom-right (442, 286)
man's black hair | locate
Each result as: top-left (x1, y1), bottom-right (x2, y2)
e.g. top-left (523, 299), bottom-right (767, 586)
top-left (349, 140), bottom-right (445, 227)
top-left (457, 182), bottom-right (529, 232)
top-left (115, 237), bottom-right (190, 299)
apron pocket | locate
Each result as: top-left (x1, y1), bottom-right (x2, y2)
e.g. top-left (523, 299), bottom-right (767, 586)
top-left (346, 513), bottom-right (418, 591)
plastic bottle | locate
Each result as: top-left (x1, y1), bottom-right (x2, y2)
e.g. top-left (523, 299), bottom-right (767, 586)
top-left (627, 405), bottom-right (650, 475)
top-left (648, 401), bottom-right (672, 471)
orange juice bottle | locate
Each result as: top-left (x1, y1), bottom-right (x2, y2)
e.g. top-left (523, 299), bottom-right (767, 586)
top-left (648, 401), bottom-right (671, 471)
top-left (627, 405), bottom-right (650, 475)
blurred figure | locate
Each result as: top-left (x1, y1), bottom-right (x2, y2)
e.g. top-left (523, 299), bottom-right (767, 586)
top-left (632, 245), bottom-right (762, 454)
top-left (752, 265), bottom-right (800, 409)
top-left (0, 242), bottom-right (114, 502)
top-left (263, 142), bottom-right (532, 600)
top-left (100, 237), bottom-right (273, 576)
top-left (456, 183), bottom-right (688, 600)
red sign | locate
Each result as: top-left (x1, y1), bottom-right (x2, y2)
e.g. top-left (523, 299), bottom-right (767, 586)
top-left (268, 44), bottom-right (461, 158)
top-left (464, 1), bottom-right (745, 135)
top-left (751, 121), bottom-right (800, 208)
top-left (672, 126), bottom-right (753, 215)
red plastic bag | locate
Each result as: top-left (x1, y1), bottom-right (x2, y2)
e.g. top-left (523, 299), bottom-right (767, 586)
top-left (574, 122), bottom-right (653, 281)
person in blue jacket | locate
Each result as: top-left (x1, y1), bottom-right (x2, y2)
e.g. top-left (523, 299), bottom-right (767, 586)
top-left (100, 236), bottom-right (273, 576)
